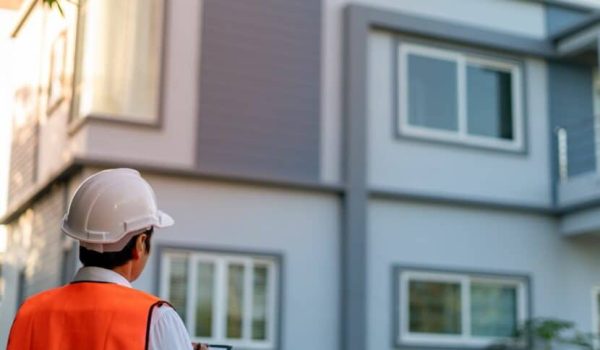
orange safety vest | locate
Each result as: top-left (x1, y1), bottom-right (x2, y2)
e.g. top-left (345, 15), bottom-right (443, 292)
top-left (7, 281), bottom-right (169, 350)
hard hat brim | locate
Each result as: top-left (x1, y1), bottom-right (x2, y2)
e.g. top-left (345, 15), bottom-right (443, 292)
top-left (156, 210), bottom-right (174, 228)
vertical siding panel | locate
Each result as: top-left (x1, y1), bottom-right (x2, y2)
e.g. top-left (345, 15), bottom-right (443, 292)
top-left (197, 0), bottom-right (321, 181)
top-left (548, 62), bottom-right (596, 177)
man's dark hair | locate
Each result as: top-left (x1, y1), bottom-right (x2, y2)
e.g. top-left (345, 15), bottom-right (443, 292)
top-left (79, 228), bottom-right (153, 270)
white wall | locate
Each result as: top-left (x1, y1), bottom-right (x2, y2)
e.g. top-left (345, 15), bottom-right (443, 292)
top-left (320, 0), bottom-right (547, 184)
top-left (133, 175), bottom-right (341, 350)
top-left (83, 0), bottom-right (201, 168)
top-left (366, 30), bottom-right (552, 207)
top-left (367, 199), bottom-right (600, 350)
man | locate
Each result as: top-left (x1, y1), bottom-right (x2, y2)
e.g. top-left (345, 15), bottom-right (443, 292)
top-left (7, 168), bottom-right (207, 350)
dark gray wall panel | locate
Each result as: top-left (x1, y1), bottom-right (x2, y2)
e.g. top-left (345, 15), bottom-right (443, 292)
top-left (546, 4), bottom-right (590, 36)
top-left (197, 0), bottom-right (321, 181)
top-left (548, 62), bottom-right (596, 177)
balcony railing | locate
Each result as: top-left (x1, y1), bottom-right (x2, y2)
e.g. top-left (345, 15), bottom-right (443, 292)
top-left (556, 117), bottom-right (600, 182)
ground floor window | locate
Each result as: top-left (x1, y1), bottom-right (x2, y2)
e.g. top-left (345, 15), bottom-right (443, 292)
top-left (592, 287), bottom-right (600, 336)
top-left (160, 249), bottom-right (279, 349)
top-left (397, 268), bottom-right (528, 348)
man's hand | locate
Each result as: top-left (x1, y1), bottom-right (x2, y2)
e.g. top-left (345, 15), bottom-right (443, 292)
top-left (192, 343), bottom-right (209, 350)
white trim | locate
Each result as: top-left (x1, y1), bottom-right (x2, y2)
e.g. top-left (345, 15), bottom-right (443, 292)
top-left (266, 262), bottom-right (277, 342)
top-left (462, 276), bottom-right (471, 340)
top-left (397, 42), bottom-right (525, 152)
top-left (214, 258), bottom-right (226, 340)
top-left (186, 256), bottom-right (197, 333)
top-left (160, 251), bottom-right (278, 349)
top-left (243, 259), bottom-right (254, 340)
top-left (457, 55), bottom-right (468, 141)
top-left (398, 270), bottom-right (528, 348)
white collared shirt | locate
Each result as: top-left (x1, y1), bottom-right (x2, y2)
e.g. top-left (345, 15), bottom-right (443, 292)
top-left (73, 266), bottom-right (193, 350)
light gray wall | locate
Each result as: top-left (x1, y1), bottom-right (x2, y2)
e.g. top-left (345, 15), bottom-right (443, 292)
top-left (366, 30), bottom-right (552, 207)
top-left (83, 0), bottom-right (200, 168)
top-left (133, 174), bottom-right (340, 350)
top-left (196, 0), bottom-right (321, 182)
top-left (0, 249), bottom-right (19, 349)
top-left (367, 198), bottom-right (600, 350)
top-left (560, 204), bottom-right (600, 236)
top-left (558, 172), bottom-right (600, 208)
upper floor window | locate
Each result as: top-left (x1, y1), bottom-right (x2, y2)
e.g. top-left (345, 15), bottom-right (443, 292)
top-left (72, 0), bottom-right (164, 123)
top-left (160, 250), bottom-right (279, 349)
top-left (397, 269), bottom-right (528, 348)
top-left (398, 43), bottom-right (524, 151)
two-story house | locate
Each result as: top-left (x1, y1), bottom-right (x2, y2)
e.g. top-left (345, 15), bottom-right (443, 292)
top-left (3, 1), bottom-right (600, 350)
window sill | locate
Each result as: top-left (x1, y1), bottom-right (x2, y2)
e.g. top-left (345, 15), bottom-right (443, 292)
top-left (397, 337), bottom-right (525, 350)
top-left (396, 126), bottom-right (527, 155)
top-left (68, 114), bottom-right (162, 137)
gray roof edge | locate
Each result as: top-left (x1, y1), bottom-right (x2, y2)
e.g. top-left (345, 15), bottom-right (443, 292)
top-left (540, 0), bottom-right (598, 12)
top-left (550, 12), bottom-right (600, 41)
top-left (349, 4), bottom-right (555, 57)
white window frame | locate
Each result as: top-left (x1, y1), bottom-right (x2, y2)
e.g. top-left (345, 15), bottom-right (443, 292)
top-left (71, 0), bottom-right (166, 125)
top-left (398, 43), bottom-right (524, 152)
top-left (398, 270), bottom-right (528, 348)
top-left (160, 251), bottom-right (279, 349)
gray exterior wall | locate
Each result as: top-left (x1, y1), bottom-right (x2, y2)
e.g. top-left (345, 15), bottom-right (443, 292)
top-left (22, 184), bottom-right (66, 298)
top-left (548, 61), bottom-right (596, 177)
top-left (367, 30), bottom-right (552, 207)
top-left (367, 199), bottom-right (600, 350)
top-left (197, 0), bottom-right (321, 182)
top-left (8, 93), bottom-right (38, 206)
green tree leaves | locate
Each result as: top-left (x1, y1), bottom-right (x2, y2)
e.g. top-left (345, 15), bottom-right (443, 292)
top-left (42, 0), bottom-right (64, 16)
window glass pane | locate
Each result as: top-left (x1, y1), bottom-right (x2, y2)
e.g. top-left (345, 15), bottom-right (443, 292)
top-left (252, 266), bottom-right (269, 340)
top-left (409, 280), bottom-right (462, 334)
top-left (195, 262), bottom-right (214, 338)
top-left (467, 65), bottom-right (513, 140)
top-left (470, 282), bottom-right (518, 337)
top-left (75, 0), bottom-right (162, 121)
top-left (407, 53), bottom-right (458, 132)
top-left (226, 264), bottom-right (245, 339)
top-left (168, 256), bottom-right (188, 323)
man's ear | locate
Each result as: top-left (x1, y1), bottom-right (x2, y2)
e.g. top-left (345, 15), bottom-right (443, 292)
top-left (133, 234), bottom-right (146, 259)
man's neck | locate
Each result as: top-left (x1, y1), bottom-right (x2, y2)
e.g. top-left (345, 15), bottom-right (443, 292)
top-left (112, 262), bottom-right (134, 282)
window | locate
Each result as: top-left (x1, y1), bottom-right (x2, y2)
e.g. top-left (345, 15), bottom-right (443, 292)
top-left (161, 250), bottom-right (279, 349)
top-left (398, 43), bottom-right (524, 151)
top-left (397, 269), bottom-right (528, 348)
top-left (591, 287), bottom-right (600, 337)
top-left (72, 0), bottom-right (164, 123)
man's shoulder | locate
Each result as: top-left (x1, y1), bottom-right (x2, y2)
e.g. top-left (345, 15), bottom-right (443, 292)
top-left (70, 281), bottom-right (162, 304)
top-left (17, 285), bottom-right (70, 315)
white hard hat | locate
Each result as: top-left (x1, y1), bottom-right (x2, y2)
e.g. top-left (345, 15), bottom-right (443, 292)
top-left (61, 168), bottom-right (174, 253)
